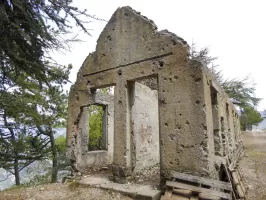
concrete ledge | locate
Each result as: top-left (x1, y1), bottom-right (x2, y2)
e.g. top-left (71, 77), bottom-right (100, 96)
top-left (79, 176), bottom-right (162, 200)
top-left (84, 151), bottom-right (108, 167)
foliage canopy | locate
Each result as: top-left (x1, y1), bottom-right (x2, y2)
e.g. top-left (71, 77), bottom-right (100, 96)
top-left (190, 42), bottom-right (263, 130)
top-left (0, 0), bottom-right (97, 82)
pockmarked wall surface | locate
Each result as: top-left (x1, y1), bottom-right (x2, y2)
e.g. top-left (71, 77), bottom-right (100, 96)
top-left (66, 6), bottom-right (242, 183)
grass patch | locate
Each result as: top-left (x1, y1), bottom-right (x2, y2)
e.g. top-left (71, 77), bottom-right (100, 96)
top-left (248, 150), bottom-right (264, 158)
top-left (4, 184), bottom-right (28, 192)
top-left (68, 181), bottom-right (81, 191)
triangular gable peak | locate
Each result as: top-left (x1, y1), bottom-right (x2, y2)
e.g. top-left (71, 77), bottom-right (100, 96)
top-left (80, 6), bottom-right (189, 77)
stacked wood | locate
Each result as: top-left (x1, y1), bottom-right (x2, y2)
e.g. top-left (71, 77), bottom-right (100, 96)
top-left (160, 160), bottom-right (248, 200)
top-left (231, 169), bottom-right (246, 199)
top-left (224, 154), bottom-right (247, 200)
top-left (160, 172), bottom-right (232, 200)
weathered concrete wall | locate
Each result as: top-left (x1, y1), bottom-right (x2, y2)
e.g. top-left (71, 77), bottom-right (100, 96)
top-left (132, 82), bottom-right (160, 172)
top-left (66, 6), bottom-right (242, 183)
top-left (202, 68), bottom-right (242, 179)
top-left (67, 91), bottom-right (114, 172)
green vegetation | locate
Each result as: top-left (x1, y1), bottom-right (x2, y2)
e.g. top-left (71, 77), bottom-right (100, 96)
top-left (22, 173), bottom-right (51, 187)
top-left (0, 124), bottom-right (50, 185)
top-left (68, 181), bottom-right (81, 191)
top-left (240, 106), bottom-right (264, 131)
top-left (0, 0), bottom-right (263, 189)
top-left (221, 76), bottom-right (260, 108)
top-left (221, 76), bottom-right (263, 130)
top-left (0, 0), bottom-right (96, 186)
top-left (87, 88), bottom-right (112, 150)
top-left (88, 105), bottom-right (104, 151)
top-left (0, 0), bottom-right (98, 81)
top-left (0, 63), bottom-right (70, 185)
top-left (55, 136), bottom-right (67, 154)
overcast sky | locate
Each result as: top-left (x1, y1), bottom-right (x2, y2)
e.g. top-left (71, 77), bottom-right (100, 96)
top-left (54, 0), bottom-right (266, 110)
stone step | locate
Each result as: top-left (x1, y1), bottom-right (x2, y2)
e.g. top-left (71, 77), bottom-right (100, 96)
top-left (79, 176), bottom-right (162, 200)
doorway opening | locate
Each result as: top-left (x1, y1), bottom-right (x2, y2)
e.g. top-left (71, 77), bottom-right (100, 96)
top-left (127, 76), bottom-right (160, 184)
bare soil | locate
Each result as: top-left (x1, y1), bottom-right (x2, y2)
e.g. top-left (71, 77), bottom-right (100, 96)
top-left (0, 182), bottom-right (132, 200)
top-left (2, 131), bottom-right (266, 200)
top-left (239, 131), bottom-right (266, 200)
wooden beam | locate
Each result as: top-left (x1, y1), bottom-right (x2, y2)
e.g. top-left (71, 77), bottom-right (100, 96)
top-left (171, 172), bottom-right (232, 191)
top-left (166, 181), bottom-right (231, 200)
top-left (222, 163), bottom-right (238, 200)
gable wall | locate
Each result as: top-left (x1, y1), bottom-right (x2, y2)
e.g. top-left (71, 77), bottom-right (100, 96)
top-left (66, 6), bottom-right (241, 183)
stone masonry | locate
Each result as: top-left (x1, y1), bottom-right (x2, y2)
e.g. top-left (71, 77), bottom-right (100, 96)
top-left (66, 6), bottom-right (242, 184)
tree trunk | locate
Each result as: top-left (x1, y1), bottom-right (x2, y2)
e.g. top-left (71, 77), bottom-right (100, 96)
top-left (14, 157), bottom-right (20, 185)
top-left (242, 124), bottom-right (247, 131)
top-left (4, 114), bottom-right (20, 185)
top-left (49, 127), bottom-right (58, 183)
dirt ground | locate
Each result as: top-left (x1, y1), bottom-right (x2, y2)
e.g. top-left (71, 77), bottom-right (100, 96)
top-left (239, 131), bottom-right (266, 200)
top-left (1, 131), bottom-right (266, 200)
top-left (0, 182), bottom-right (132, 200)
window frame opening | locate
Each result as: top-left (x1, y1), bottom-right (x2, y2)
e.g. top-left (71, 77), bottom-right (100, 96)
top-left (87, 104), bottom-right (108, 151)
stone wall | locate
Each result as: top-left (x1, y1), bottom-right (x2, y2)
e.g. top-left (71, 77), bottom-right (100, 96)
top-left (66, 6), bottom-right (242, 183)
top-left (67, 91), bottom-right (114, 172)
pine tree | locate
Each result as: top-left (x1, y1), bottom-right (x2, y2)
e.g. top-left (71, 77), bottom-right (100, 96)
top-left (0, 0), bottom-right (102, 184)
top-left (240, 106), bottom-right (263, 131)
top-left (190, 43), bottom-right (262, 130)
top-left (0, 63), bottom-right (70, 184)
top-left (0, 120), bottom-right (50, 185)
top-left (0, 0), bottom-right (100, 81)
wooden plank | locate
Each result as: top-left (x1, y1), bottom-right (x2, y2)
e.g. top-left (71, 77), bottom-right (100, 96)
top-left (236, 171), bottom-right (247, 196)
top-left (199, 193), bottom-right (221, 200)
top-left (166, 181), bottom-right (231, 199)
top-left (161, 194), bottom-right (189, 200)
top-left (240, 181), bottom-right (246, 194)
top-left (190, 196), bottom-right (199, 200)
top-left (236, 171), bottom-right (242, 181)
top-left (172, 188), bottom-right (192, 196)
top-left (160, 189), bottom-right (173, 200)
top-left (223, 163), bottom-right (238, 200)
top-left (171, 172), bottom-right (232, 191)
top-left (238, 168), bottom-right (248, 192)
top-left (232, 172), bottom-right (240, 185)
top-left (238, 169), bottom-right (247, 186)
top-left (165, 189), bottom-right (172, 197)
top-left (237, 185), bottom-right (245, 198)
top-left (229, 146), bottom-right (243, 170)
top-left (172, 195), bottom-right (190, 200)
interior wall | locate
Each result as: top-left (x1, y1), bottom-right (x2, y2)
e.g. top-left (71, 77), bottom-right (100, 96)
top-left (131, 82), bottom-right (160, 172)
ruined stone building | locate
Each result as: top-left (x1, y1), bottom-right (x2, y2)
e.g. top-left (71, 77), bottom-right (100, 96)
top-left (66, 6), bottom-right (242, 185)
